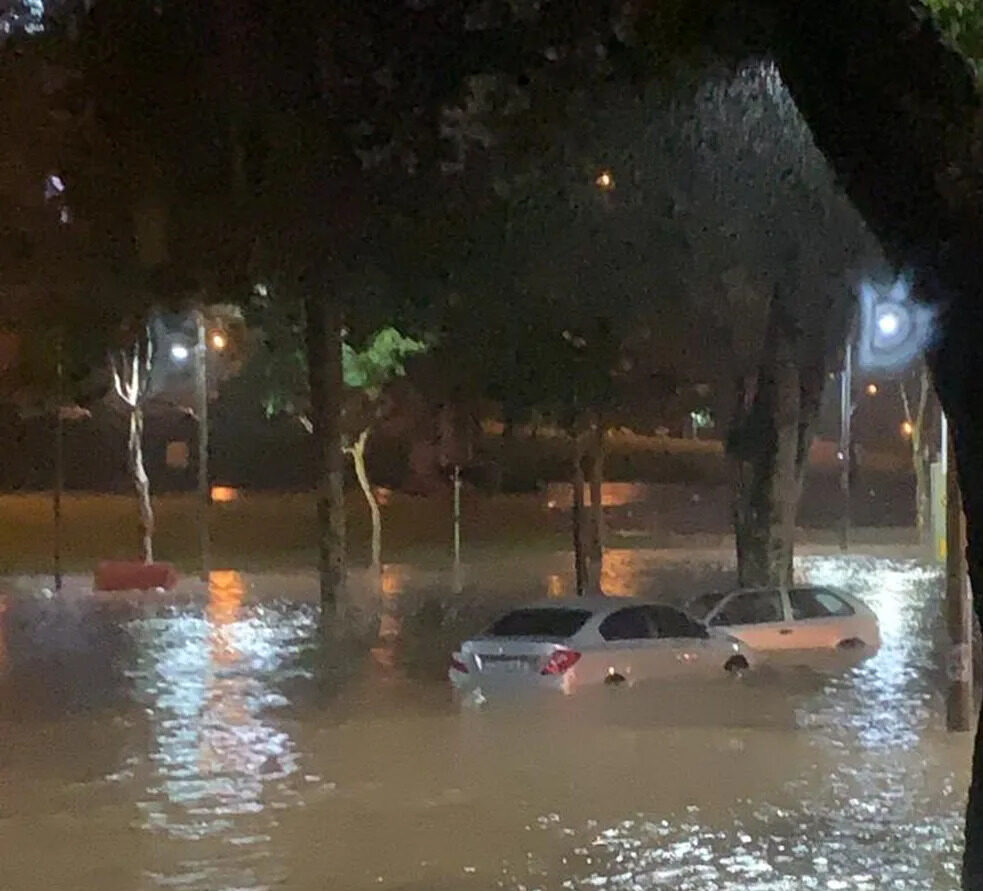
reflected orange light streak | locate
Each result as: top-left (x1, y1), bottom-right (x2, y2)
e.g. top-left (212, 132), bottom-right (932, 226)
top-left (208, 570), bottom-right (245, 664)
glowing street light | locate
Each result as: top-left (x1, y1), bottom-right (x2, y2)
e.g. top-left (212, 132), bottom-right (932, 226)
top-left (866, 383), bottom-right (878, 396)
top-left (901, 420), bottom-right (914, 438)
top-left (209, 330), bottom-right (227, 351)
top-left (595, 169), bottom-right (614, 191)
top-left (877, 309), bottom-right (901, 338)
top-left (170, 343), bottom-right (190, 363)
top-left (857, 276), bottom-right (933, 372)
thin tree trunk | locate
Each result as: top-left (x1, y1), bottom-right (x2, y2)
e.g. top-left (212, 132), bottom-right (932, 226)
top-left (128, 405), bottom-right (153, 564)
top-left (111, 333), bottom-right (155, 567)
top-left (914, 453), bottom-right (930, 539)
top-left (902, 365), bottom-right (932, 544)
top-left (348, 428), bottom-right (382, 575)
top-left (572, 437), bottom-right (587, 597)
top-left (305, 291), bottom-right (346, 614)
top-left (586, 425), bottom-right (605, 594)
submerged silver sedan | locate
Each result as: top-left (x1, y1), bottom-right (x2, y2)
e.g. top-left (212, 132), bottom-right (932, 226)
top-left (449, 597), bottom-right (753, 695)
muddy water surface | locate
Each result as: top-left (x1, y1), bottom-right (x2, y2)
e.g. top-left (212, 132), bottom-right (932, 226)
top-left (0, 555), bottom-right (970, 890)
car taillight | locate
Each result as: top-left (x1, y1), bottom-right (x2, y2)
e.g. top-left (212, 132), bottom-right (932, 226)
top-left (541, 649), bottom-right (581, 675)
top-left (450, 655), bottom-right (469, 674)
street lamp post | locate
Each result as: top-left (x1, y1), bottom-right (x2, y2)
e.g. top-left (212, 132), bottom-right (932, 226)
top-left (856, 276), bottom-right (970, 732)
top-left (452, 464), bottom-right (462, 594)
top-left (839, 341), bottom-right (853, 552)
top-left (170, 313), bottom-right (226, 584)
top-left (53, 337), bottom-right (65, 592)
top-left (194, 311), bottom-right (210, 583)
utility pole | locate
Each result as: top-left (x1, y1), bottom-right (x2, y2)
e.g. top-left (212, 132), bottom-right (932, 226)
top-left (452, 464), bottom-right (462, 593)
top-left (838, 341), bottom-right (853, 552)
top-left (572, 440), bottom-right (587, 597)
top-left (945, 418), bottom-right (973, 732)
top-left (194, 311), bottom-right (210, 583)
top-left (53, 339), bottom-right (64, 592)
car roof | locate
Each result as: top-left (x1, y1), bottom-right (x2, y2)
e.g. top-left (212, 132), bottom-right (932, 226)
top-left (504, 596), bottom-right (683, 615)
top-left (688, 585), bottom-right (858, 604)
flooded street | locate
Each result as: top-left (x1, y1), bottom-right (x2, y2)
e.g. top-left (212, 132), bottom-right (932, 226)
top-left (0, 553), bottom-right (972, 890)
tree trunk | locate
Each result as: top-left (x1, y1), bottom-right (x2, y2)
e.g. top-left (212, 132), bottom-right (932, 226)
top-left (730, 297), bottom-right (819, 588)
top-left (571, 437), bottom-right (587, 597)
top-left (902, 365), bottom-right (933, 545)
top-left (305, 291), bottom-right (346, 614)
top-left (913, 448), bottom-right (930, 541)
top-left (586, 425), bottom-right (605, 595)
top-left (763, 3), bottom-right (983, 883)
top-left (936, 337), bottom-right (983, 888)
top-left (128, 405), bottom-right (154, 565)
top-left (349, 428), bottom-right (382, 576)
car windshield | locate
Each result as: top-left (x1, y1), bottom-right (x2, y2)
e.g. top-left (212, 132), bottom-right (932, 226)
top-left (688, 592), bottom-right (727, 620)
top-left (487, 608), bottom-right (592, 639)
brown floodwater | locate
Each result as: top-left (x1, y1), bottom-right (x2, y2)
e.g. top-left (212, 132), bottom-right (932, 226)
top-left (0, 554), bottom-right (971, 890)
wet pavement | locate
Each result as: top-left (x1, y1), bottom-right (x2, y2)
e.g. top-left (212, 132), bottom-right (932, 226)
top-left (0, 553), bottom-right (972, 890)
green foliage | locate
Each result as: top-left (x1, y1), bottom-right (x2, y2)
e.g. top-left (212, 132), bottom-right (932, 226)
top-left (342, 327), bottom-right (428, 398)
top-left (246, 289), bottom-right (428, 425)
top-left (925, 0), bottom-right (983, 66)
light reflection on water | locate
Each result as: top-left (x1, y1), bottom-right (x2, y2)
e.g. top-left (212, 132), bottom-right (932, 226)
top-left (128, 571), bottom-right (315, 888)
top-left (0, 554), bottom-right (971, 890)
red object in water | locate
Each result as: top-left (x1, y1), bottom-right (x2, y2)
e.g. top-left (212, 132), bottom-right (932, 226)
top-left (94, 561), bottom-right (179, 592)
top-left (540, 649), bottom-right (582, 675)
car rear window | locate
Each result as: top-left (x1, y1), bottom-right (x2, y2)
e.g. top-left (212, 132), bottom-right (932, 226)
top-left (488, 608), bottom-right (592, 639)
top-left (688, 592), bottom-right (727, 620)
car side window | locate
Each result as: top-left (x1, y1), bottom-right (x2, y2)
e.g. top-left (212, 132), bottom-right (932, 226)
top-left (789, 588), bottom-right (833, 620)
top-left (815, 589), bottom-right (856, 617)
top-left (648, 605), bottom-right (705, 639)
top-left (599, 607), bottom-right (653, 641)
top-left (712, 590), bottom-right (784, 626)
top-left (789, 588), bottom-right (856, 620)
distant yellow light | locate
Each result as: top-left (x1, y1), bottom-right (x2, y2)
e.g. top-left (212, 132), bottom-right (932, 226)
top-left (209, 330), bottom-right (227, 351)
top-left (211, 485), bottom-right (239, 503)
top-left (595, 170), bottom-right (614, 190)
top-left (901, 420), bottom-right (914, 438)
top-left (866, 383), bottom-right (878, 396)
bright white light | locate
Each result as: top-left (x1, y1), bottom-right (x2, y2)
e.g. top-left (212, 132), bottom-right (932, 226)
top-left (857, 275), bottom-right (935, 372)
top-left (877, 310), bottom-right (900, 337)
top-left (170, 343), bottom-right (190, 362)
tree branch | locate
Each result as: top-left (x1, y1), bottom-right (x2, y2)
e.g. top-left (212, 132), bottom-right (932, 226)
top-left (110, 352), bottom-right (126, 404)
top-left (916, 362), bottom-right (929, 431)
top-left (900, 379), bottom-right (912, 425)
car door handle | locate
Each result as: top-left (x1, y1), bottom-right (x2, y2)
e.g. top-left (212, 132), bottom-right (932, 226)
top-left (778, 628), bottom-right (794, 636)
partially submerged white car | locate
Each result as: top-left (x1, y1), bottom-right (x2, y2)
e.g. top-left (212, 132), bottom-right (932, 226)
top-left (687, 585), bottom-right (880, 657)
top-left (449, 598), bottom-right (753, 695)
